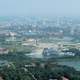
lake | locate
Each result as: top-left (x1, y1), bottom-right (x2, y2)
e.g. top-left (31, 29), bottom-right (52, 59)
top-left (58, 60), bottom-right (80, 71)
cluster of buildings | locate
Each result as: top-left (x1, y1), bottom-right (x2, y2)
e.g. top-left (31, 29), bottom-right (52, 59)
top-left (42, 47), bottom-right (76, 58)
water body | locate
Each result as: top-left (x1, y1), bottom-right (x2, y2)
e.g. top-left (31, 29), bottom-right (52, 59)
top-left (58, 60), bottom-right (80, 71)
top-left (26, 52), bottom-right (80, 71)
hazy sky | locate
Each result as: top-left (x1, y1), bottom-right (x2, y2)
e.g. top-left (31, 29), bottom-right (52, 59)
top-left (0, 0), bottom-right (80, 16)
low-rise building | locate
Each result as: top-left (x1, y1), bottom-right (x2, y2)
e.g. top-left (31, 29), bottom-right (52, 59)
top-left (0, 48), bottom-right (9, 54)
top-left (42, 48), bottom-right (59, 58)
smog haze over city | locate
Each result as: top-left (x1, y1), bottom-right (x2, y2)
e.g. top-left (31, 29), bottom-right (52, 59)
top-left (0, 0), bottom-right (80, 80)
top-left (0, 0), bottom-right (80, 16)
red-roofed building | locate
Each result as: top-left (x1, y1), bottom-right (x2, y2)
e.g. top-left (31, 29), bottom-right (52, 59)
top-left (0, 48), bottom-right (9, 54)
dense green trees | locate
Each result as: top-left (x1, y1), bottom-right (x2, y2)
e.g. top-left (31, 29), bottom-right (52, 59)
top-left (0, 53), bottom-right (80, 80)
top-left (0, 64), bottom-right (80, 80)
